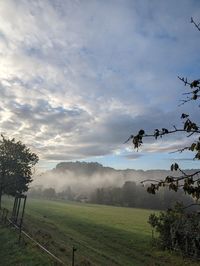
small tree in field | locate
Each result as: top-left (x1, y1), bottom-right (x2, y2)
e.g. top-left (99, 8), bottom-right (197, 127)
top-left (125, 17), bottom-right (200, 201)
top-left (0, 135), bottom-right (38, 208)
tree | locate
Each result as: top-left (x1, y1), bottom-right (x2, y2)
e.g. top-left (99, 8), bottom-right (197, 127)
top-left (125, 17), bottom-right (200, 201)
top-left (122, 181), bottom-right (136, 207)
top-left (43, 187), bottom-right (56, 199)
top-left (0, 135), bottom-right (38, 208)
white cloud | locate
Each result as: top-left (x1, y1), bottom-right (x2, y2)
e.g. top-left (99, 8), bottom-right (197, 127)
top-left (0, 0), bottom-right (199, 169)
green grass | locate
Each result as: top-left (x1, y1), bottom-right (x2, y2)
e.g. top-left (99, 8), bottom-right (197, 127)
top-left (0, 225), bottom-right (53, 266)
top-left (2, 197), bottom-right (200, 266)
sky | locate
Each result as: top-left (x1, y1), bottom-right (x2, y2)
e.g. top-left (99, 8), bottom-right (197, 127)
top-left (0, 0), bottom-right (200, 171)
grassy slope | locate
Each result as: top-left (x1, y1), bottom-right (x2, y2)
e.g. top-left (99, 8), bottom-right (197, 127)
top-left (26, 200), bottom-right (153, 266)
top-left (0, 225), bottom-right (53, 266)
top-left (2, 198), bottom-right (200, 266)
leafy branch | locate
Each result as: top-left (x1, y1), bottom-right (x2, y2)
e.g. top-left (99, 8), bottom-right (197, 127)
top-left (178, 76), bottom-right (200, 105)
top-left (141, 166), bottom-right (200, 199)
top-left (125, 18), bottom-right (200, 200)
top-left (124, 114), bottom-right (200, 198)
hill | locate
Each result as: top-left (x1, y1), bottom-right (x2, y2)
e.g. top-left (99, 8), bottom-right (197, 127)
top-left (32, 161), bottom-right (199, 193)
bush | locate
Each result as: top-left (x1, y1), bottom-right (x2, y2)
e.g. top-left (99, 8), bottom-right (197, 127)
top-left (149, 203), bottom-right (200, 258)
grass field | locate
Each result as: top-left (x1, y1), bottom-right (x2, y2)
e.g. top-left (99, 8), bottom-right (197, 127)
top-left (0, 225), bottom-right (53, 266)
top-left (1, 197), bottom-right (199, 266)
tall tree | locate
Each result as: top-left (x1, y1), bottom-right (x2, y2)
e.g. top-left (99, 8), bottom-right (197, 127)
top-left (0, 135), bottom-right (38, 208)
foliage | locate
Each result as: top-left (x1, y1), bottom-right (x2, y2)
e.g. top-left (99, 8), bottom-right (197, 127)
top-left (0, 135), bottom-right (38, 208)
top-left (28, 181), bottom-right (193, 210)
top-left (125, 18), bottom-right (200, 199)
top-left (42, 187), bottom-right (56, 199)
top-left (149, 203), bottom-right (200, 258)
top-left (28, 186), bottom-right (75, 201)
top-left (90, 181), bottom-right (193, 210)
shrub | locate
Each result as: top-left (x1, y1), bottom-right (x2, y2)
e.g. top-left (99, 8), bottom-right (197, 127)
top-left (149, 203), bottom-right (200, 258)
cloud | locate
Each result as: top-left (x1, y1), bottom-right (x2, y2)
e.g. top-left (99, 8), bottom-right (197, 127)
top-left (0, 0), bottom-right (199, 169)
top-left (171, 158), bottom-right (195, 162)
top-left (124, 153), bottom-right (144, 160)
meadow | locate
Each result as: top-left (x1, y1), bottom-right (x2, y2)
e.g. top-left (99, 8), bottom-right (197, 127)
top-left (0, 225), bottom-right (53, 266)
top-left (1, 198), bottom-right (199, 266)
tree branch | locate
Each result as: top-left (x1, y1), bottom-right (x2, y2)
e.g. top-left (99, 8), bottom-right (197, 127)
top-left (191, 17), bottom-right (200, 32)
top-left (143, 128), bottom-right (200, 138)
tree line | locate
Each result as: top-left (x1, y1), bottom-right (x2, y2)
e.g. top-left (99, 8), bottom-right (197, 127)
top-left (90, 181), bottom-right (193, 210)
top-left (28, 180), bottom-right (194, 210)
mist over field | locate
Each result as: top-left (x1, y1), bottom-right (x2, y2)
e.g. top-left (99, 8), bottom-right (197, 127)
top-left (31, 161), bottom-right (197, 194)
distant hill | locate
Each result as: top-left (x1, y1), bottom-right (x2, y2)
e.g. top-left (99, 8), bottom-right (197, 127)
top-left (55, 161), bottom-right (198, 180)
top-left (55, 161), bottom-right (113, 176)
top-left (32, 161), bottom-right (200, 193)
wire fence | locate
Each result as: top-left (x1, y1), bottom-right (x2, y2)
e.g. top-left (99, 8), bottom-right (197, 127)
top-left (0, 207), bottom-right (67, 265)
top-left (0, 204), bottom-right (120, 266)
